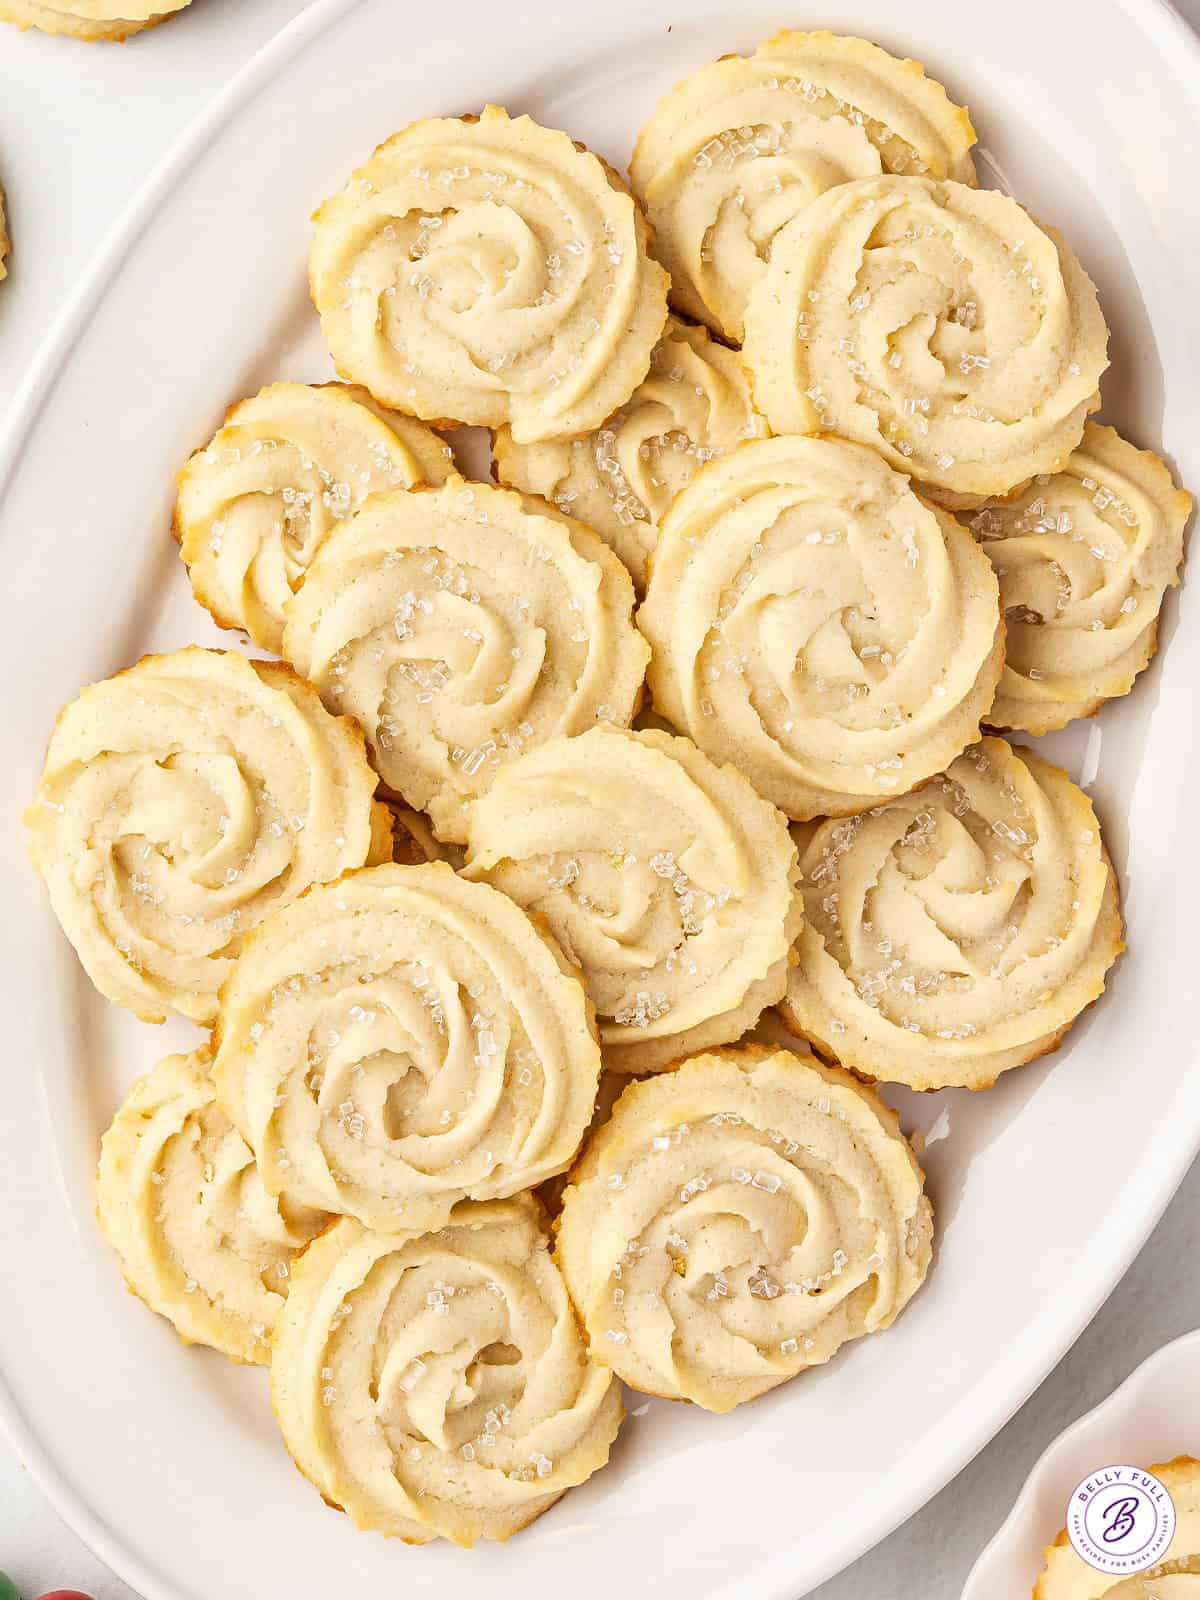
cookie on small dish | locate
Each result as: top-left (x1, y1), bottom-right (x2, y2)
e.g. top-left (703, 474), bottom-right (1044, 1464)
top-left (1098, 1560), bottom-right (1200, 1599)
top-left (1035, 1458), bottom-right (1200, 1599)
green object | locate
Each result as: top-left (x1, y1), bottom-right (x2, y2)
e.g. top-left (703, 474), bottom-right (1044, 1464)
top-left (0, 1570), bottom-right (19, 1600)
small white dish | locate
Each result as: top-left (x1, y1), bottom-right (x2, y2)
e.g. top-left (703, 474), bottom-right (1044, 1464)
top-left (964, 1331), bottom-right (1200, 1599)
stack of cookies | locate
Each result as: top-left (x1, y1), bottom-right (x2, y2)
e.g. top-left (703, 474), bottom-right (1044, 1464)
top-left (25, 28), bottom-right (1192, 1551)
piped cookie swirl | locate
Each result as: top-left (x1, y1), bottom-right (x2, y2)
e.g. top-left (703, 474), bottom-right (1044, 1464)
top-left (742, 175), bottom-right (1109, 501)
top-left (97, 1047), bottom-right (325, 1364)
top-left (282, 476), bottom-right (649, 845)
top-left (212, 863), bottom-right (602, 1232)
top-left (783, 735), bottom-right (1124, 1090)
top-left (175, 381), bottom-right (451, 654)
top-left (638, 434), bottom-right (1004, 818)
top-left (464, 724), bottom-right (803, 1073)
top-left (310, 105), bottom-right (669, 442)
top-left (972, 423), bottom-right (1191, 733)
top-left (556, 1045), bottom-right (932, 1411)
top-left (630, 29), bottom-right (976, 343)
top-left (26, 648), bottom-right (390, 1023)
top-left (270, 1196), bottom-right (622, 1545)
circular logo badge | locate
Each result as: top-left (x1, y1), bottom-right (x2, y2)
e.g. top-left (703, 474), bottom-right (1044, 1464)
top-left (1066, 1465), bottom-right (1177, 1575)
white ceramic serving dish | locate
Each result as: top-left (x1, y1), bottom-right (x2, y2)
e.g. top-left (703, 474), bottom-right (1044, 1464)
top-left (964, 1330), bottom-right (1200, 1598)
top-left (1, 3), bottom-right (1199, 1598)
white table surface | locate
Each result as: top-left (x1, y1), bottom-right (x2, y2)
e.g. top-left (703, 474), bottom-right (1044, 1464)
top-left (1, 3), bottom-right (1198, 1596)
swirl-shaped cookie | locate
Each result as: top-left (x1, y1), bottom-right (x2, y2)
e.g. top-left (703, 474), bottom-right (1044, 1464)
top-left (630, 29), bottom-right (977, 343)
top-left (175, 382), bottom-right (452, 654)
top-left (494, 317), bottom-right (767, 592)
top-left (0, 0), bottom-right (191, 37)
top-left (638, 435), bottom-right (1004, 819)
top-left (212, 862), bottom-right (602, 1232)
top-left (97, 1048), bottom-right (325, 1365)
top-left (270, 1196), bottom-right (622, 1545)
top-left (463, 724), bottom-right (803, 1074)
top-left (783, 735), bottom-right (1123, 1090)
top-left (1035, 1459), bottom-right (1200, 1600)
top-left (742, 176), bottom-right (1109, 500)
top-left (26, 648), bottom-right (390, 1024)
top-left (555, 1045), bottom-right (932, 1411)
top-left (1100, 1564), bottom-right (1200, 1600)
top-left (970, 424), bottom-right (1191, 734)
top-left (282, 475), bottom-right (649, 845)
top-left (309, 105), bottom-right (669, 443)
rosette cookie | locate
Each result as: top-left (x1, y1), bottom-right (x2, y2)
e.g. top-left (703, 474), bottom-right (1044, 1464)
top-left (26, 648), bottom-right (390, 1024)
top-left (555, 1045), bottom-right (932, 1411)
top-left (0, 0), bottom-right (191, 37)
top-left (175, 382), bottom-right (452, 654)
top-left (1099, 1563), bottom-right (1200, 1600)
top-left (1035, 1459), bottom-right (1200, 1600)
top-left (97, 1048), bottom-right (325, 1365)
top-left (743, 176), bottom-right (1109, 501)
top-left (282, 476), bottom-right (649, 845)
top-left (270, 1196), bottom-right (622, 1544)
top-left (638, 435), bottom-right (1004, 819)
top-left (212, 863), bottom-right (602, 1232)
top-left (494, 316), bottom-right (767, 592)
top-left (309, 106), bottom-right (669, 442)
top-left (463, 725), bottom-right (803, 1074)
top-left (630, 29), bottom-right (976, 343)
top-left (971, 424), bottom-right (1191, 734)
top-left (783, 736), bottom-right (1123, 1090)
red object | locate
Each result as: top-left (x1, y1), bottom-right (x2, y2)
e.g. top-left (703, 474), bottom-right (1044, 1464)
top-left (36, 1592), bottom-right (96, 1600)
